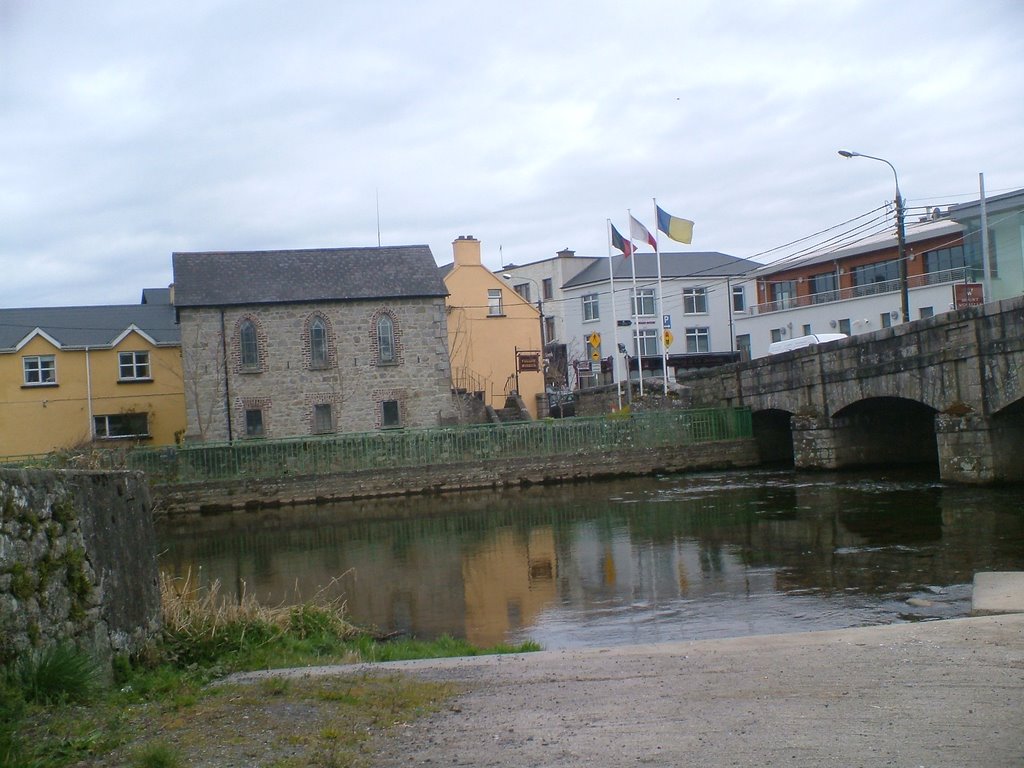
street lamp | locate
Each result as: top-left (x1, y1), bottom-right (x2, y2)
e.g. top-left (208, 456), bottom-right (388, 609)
top-left (838, 150), bottom-right (909, 324)
top-left (502, 273), bottom-right (546, 348)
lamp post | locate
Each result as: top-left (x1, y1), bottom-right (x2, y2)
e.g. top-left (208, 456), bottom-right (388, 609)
top-left (838, 150), bottom-right (909, 324)
top-left (502, 273), bottom-right (546, 349)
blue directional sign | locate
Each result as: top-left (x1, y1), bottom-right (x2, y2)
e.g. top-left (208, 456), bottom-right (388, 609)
top-left (663, 314), bottom-right (672, 329)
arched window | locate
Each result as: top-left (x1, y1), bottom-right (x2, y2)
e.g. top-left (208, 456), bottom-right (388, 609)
top-left (377, 315), bottom-right (395, 363)
top-left (239, 320), bottom-right (259, 369)
top-left (310, 317), bottom-right (328, 367)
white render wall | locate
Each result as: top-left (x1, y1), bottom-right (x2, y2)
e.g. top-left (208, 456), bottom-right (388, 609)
top-left (560, 272), bottom-right (745, 383)
top-left (734, 280), bottom-right (964, 359)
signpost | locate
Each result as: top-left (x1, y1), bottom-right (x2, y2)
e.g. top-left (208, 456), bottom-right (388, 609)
top-left (954, 283), bottom-right (984, 310)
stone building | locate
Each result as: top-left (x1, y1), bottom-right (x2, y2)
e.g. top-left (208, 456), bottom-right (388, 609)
top-left (171, 245), bottom-right (457, 442)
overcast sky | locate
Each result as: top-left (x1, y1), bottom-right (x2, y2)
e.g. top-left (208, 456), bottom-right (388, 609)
top-left (2, 0), bottom-right (1023, 308)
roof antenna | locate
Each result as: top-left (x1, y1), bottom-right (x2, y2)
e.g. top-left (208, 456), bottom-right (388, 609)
top-left (499, 244), bottom-right (504, 268)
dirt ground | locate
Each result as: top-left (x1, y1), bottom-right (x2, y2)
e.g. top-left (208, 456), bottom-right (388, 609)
top-left (236, 614), bottom-right (1024, 768)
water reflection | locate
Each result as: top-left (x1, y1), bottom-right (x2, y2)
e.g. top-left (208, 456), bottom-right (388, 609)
top-left (157, 471), bottom-right (1024, 649)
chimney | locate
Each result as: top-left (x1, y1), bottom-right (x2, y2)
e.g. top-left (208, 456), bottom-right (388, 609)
top-left (556, 248), bottom-right (575, 258)
top-left (452, 235), bottom-right (481, 266)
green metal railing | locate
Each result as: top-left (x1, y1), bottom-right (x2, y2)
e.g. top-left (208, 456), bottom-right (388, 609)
top-left (122, 407), bottom-right (751, 484)
top-left (2, 408), bottom-right (751, 484)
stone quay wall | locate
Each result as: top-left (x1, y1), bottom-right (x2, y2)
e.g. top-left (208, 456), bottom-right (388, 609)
top-left (153, 438), bottom-right (759, 516)
top-left (0, 468), bottom-right (161, 666)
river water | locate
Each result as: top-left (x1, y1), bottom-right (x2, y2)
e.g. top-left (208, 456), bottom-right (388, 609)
top-left (156, 469), bottom-right (1024, 650)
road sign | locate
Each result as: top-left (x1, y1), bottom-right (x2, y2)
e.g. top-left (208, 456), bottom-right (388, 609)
top-left (663, 314), bottom-right (672, 329)
top-left (590, 349), bottom-right (601, 361)
top-left (588, 331), bottom-right (601, 348)
top-left (663, 329), bottom-right (674, 347)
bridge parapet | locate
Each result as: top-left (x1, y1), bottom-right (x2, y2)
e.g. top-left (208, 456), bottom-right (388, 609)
top-left (678, 295), bottom-right (1024, 483)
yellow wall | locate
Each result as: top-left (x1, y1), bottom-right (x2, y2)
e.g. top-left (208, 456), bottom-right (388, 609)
top-left (444, 236), bottom-right (545, 418)
top-left (0, 331), bottom-right (186, 458)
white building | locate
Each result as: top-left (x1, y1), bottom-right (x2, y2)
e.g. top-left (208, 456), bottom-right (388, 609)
top-left (556, 251), bottom-right (758, 388)
top-left (734, 218), bottom-right (970, 359)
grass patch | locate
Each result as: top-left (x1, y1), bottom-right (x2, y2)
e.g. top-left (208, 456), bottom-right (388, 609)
top-left (1, 571), bottom-right (539, 767)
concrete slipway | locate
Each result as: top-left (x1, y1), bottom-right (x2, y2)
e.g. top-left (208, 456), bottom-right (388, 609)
top-left (234, 577), bottom-right (1024, 768)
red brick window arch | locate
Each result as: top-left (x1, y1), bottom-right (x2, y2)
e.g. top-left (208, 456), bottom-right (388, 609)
top-left (370, 308), bottom-right (402, 366)
top-left (233, 315), bottom-right (267, 373)
top-left (303, 312), bottom-right (336, 370)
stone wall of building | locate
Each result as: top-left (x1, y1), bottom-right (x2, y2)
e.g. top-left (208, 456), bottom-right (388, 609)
top-left (153, 438), bottom-right (759, 515)
top-left (0, 468), bottom-right (161, 666)
top-left (180, 296), bottom-right (458, 442)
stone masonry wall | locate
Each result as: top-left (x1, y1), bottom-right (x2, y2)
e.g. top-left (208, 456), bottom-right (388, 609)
top-left (153, 438), bottom-right (759, 515)
top-left (0, 468), bottom-right (161, 666)
top-left (180, 297), bottom-right (458, 442)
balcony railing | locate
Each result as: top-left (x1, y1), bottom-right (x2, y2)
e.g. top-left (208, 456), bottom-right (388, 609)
top-left (751, 267), bottom-right (973, 315)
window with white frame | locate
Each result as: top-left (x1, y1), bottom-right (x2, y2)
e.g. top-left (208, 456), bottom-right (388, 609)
top-left (685, 327), bottom-right (710, 353)
top-left (632, 287), bottom-right (655, 316)
top-left (636, 328), bottom-right (659, 356)
top-left (582, 293), bottom-right (599, 322)
top-left (736, 334), bottom-right (751, 359)
top-left (732, 285), bottom-right (746, 313)
top-left (23, 355), bottom-right (56, 385)
top-left (118, 351), bottom-right (151, 381)
top-left (487, 289), bottom-right (503, 316)
top-left (94, 412), bottom-right (149, 439)
top-left (683, 287), bottom-right (708, 314)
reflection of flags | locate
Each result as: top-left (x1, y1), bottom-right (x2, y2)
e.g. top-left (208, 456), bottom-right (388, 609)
top-left (629, 214), bottom-right (657, 249)
top-left (611, 224), bottom-right (635, 256)
top-left (656, 206), bottom-right (694, 244)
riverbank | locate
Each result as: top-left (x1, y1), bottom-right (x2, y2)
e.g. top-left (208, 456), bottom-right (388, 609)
top-left (152, 437), bottom-right (758, 515)
top-left (231, 613), bottom-right (1024, 767)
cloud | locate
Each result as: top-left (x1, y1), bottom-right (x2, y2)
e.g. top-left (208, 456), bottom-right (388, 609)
top-left (2, 0), bottom-right (1023, 305)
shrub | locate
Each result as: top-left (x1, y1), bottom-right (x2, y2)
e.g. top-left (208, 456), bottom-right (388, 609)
top-left (6, 643), bottom-right (100, 705)
top-left (131, 742), bottom-right (183, 768)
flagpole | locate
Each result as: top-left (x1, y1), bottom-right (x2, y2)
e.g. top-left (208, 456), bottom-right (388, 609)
top-left (606, 220), bottom-right (623, 410)
top-left (626, 212), bottom-right (643, 397)
top-left (651, 200), bottom-right (669, 396)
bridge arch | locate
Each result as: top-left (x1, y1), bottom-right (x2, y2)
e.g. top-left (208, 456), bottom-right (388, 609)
top-left (830, 397), bottom-right (939, 469)
top-left (751, 408), bottom-right (795, 466)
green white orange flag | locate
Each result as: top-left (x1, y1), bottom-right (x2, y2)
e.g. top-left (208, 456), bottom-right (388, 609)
top-left (610, 223), bottom-right (635, 256)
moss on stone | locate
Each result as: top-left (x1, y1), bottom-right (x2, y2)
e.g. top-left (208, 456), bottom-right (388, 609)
top-left (10, 564), bottom-right (34, 601)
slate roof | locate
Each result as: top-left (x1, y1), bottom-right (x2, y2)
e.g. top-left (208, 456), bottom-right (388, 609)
top-left (172, 246), bottom-right (448, 308)
top-left (141, 287), bottom-right (171, 304)
top-left (563, 251), bottom-right (759, 289)
top-left (0, 303), bottom-right (180, 351)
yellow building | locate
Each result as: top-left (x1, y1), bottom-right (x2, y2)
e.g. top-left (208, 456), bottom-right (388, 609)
top-left (0, 292), bottom-right (185, 458)
top-left (443, 236), bottom-right (545, 418)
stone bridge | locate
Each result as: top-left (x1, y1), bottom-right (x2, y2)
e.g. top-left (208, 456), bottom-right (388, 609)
top-left (679, 295), bottom-right (1024, 484)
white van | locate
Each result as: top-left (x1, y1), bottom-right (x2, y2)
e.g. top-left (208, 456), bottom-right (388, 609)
top-left (768, 333), bottom-right (848, 355)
